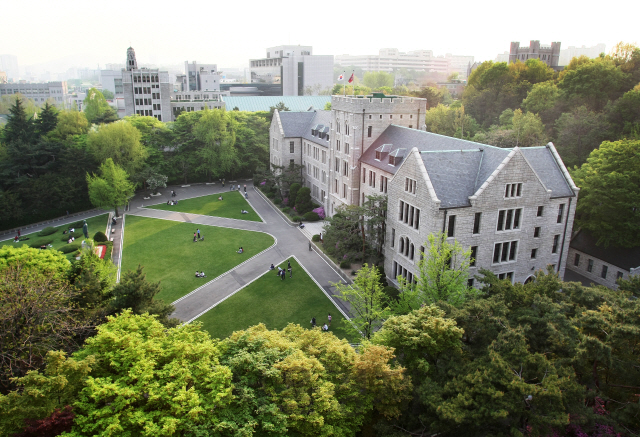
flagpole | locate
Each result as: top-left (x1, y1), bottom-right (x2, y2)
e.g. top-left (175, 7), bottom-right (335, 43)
top-left (343, 70), bottom-right (346, 96)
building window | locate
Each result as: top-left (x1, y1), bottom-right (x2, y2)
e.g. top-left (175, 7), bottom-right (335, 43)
top-left (534, 227), bottom-right (541, 238)
top-left (587, 259), bottom-right (594, 273)
top-left (398, 200), bottom-right (420, 230)
top-left (405, 177), bottom-right (416, 194)
top-left (470, 246), bottom-right (478, 267)
top-left (497, 208), bottom-right (522, 231)
top-left (343, 184), bottom-right (347, 198)
top-left (552, 235), bottom-right (560, 254)
top-left (336, 140), bottom-right (341, 152)
top-left (447, 215), bottom-right (456, 237)
top-left (343, 161), bottom-right (348, 177)
top-left (601, 265), bottom-right (608, 279)
top-left (505, 183), bottom-right (523, 198)
top-left (531, 248), bottom-right (538, 259)
top-left (493, 240), bottom-right (518, 264)
top-left (290, 159), bottom-right (294, 168)
top-left (345, 143), bottom-right (350, 154)
top-left (574, 253), bottom-right (580, 266)
top-left (468, 278), bottom-right (475, 288)
top-left (290, 141), bottom-right (294, 153)
top-left (498, 272), bottom-right (514, 282)
top-left (473, 212), bottom-right (481, 234)
top-left (335, 158), bottom-right (340, 172)
top-left (537, 206), bottom-right (544, 217)
top-left (367, 126), bottom-right (372, 137)
top-left (391, 228), bottom-right (395, 248)
top-left (557, 204), bottom-right (565, 223)
top-left (334, 179), bottom-right (338, 193)
top-left (617, 271), bottom-right (624, 280)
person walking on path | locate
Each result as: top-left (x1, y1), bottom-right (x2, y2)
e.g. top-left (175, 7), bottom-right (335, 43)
top-left (243, 184), bottom-right (247, 192)
top-left (17, 229), bottom-right (20, 237)
top-left (311, 317), bottom-right (316, 328)
top-left (222, 179), bottom-right (225, 187)
top-left (328, 313), bottom-right (332, 326)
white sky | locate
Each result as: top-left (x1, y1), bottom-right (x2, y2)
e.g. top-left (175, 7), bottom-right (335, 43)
top-left (1, 0), bottom-right (636, 72)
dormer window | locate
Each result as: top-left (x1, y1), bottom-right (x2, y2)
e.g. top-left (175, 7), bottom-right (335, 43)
top-left (389, 155), bottom-right (396, 166)
top-left (375, 151), bottom-right (381, 160)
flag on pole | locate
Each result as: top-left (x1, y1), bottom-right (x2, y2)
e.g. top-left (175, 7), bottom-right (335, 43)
top-left (337, 72), bottom-right (344, 81)
top-left (348, 72), bottom-right (354, 83)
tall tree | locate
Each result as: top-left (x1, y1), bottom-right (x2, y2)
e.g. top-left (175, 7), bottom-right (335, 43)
top-left (334, 263), bottom-right (390, 340)
top-left (555, 105), bottom-right (610, 167)
top-left (193, 108), bottom-right (237, 181)
top-left (571, 139), bottom-right (640, 247)
top-left (82, 88), bottom-right (110, 124)
top-left (87, 120), bottom-right (146, 175)
top-left (49, 110), bottom-right (89, 141)
top-left (34, 102), bottom-right (58, 138)
top-left (1, 97), bottom-right (35, 146)
top-left (86, 158), bottom-right (135, 216)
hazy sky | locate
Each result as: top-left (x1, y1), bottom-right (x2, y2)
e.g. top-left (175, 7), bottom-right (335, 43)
top-left (1, 0), bottom-right (636, 72)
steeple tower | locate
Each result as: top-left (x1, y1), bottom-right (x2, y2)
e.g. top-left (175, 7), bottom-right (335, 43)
top-left (126, 47), bottom-right (138, 71)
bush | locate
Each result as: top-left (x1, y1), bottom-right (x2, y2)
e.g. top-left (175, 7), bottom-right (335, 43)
top-left (376, 265), bottom-right (388, 287)
top-left (38, 226), bottom-right (58, 236)
top-left (295, 187), bottom-right (313, 215)
top-left (288, 183), bottom-right (301, 208)
top-left (304, 211), bottom-right (320, 221)
top-left (273, 197), bottom-right (282, 205)
top-left (93, 231), bottom-right (108, 242)
top-left (312, 234), bottom-right (320, 242)
top-left (312, 206), bottom-right (325, 219)
top-left (383, 286), bottom-right (400, 302)
top-left (282, 207), bottom-right (291, 214)
top-left (60, 232), bottom-right (82, 242)
top-left (60, 243), bottom-right (81, 254)
top-left (291, 216), bottom-right (304, 222)
top-left (266, 192), bottom-right (275, 199)
top-left (72, 220), bottom-right (85, 228)
top-left (28, 238), bottom-right (53, 248)
top-left (340, 260), bottom-right (351, 268)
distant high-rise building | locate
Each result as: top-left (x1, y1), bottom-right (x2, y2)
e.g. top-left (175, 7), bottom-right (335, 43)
top-left (170, 61), bottom-right (226, 118)
top-left (0, 71), bottom-right (7, 84)
top-left (509, 40), bottom-right (561, 68)
top-left (122, 47), bottom-right (172, 122)
top-left (0, 81), bottom-right (68, 107)
top-left (335, 49), bottom-right (452, 76)
top-left (0, 55), bottom-right (19, 81)
top-left (559, 44), bottom-right (606, 66)
top-left (250, 45), bottom-right (333, 96)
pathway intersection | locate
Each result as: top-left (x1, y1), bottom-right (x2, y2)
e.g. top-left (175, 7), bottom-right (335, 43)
top-left (124, 183), bottom-right (351, 323)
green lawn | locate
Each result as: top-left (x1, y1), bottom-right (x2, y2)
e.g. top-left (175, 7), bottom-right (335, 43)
top-left (195, 257), bottom-right (353, 341)
top-left (0, 214), bottom-right (109, 261)
top-left (146, 191), bottom-right (261, 222)
top-left (121, 215), bottom-right (274, 303)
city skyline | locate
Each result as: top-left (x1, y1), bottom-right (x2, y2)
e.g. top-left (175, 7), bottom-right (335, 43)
top-left (1, 0), bottom-right (634, 76)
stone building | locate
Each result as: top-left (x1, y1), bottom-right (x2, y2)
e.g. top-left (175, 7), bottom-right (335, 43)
top-left (565, 229), bottom-right (640, 288)
top-left (509, 40), bottom-right (561, 68)
top-left (269, 94), bottom-right (578, 285)
top-left (122, 47), bottom-right (172, 122)
top-left (0, 81), bottom-right (68, 107)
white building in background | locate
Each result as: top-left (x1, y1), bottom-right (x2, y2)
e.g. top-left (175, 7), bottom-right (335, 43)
top-left (0, 81), bottom-right (68, 107)
top-left (122, 47), bottom-right (172, 122)
top-left (335, 48), bottom-right (454, 75)
top-left (170, 61), bottom-right (226, 119)
top-left (0, 71), bottom-right (7, 84)
top-left (250, 45), bottom-right (334, 96)
top-left (0, 55), bottom-right (19, 82)
top-left (559, 44), bottom-right (606, 66)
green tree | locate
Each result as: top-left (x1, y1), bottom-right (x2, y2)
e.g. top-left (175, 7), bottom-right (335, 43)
top-left (363, 71), bottom-right (394, 89)
top-left (424, 104), bottom-right (478, 139)
top-left (228, 111), bottom-right (270, 178)
top-left (87, 120), bottom-right (146, 175)
top-left (193, 108), bottom-right (237, 181)
top-left (101, 89), bottom-right (114, 100)
top-left (49, 110), bottom-right (89, 141)
top-left (608, 87), bottom-right (640, 139)
top-left (414, 86), bottom-right (444, 109)
top-left (1, 97), bottom-right (35, 146)
top-left (111, 265), bottom-right (179, 327)
top-left (294, 186), bottom-right (312, 215)
top-left (322, 204), bottom-right (364, 261)
top-left (396, 233), bottom-right (473, 314)
top-left (86, 158), bottom-right (135, 216)
top-left (288, 182), bottom-right (301, 207)
top-left (68, 311), bottom-right (233, 436)
top-left (82, 88), bottom-right (110, 124)
top-left (571, 139), bottom-right (640, 247)
top-left (0, 245), bottom-right (70, 277)
top-left (34, 102), bottom-right (58, 138)
top-left (334, 263), bottom-right (390, 340)
top-left (555, 105), bottom-right (610, 167)
top-left (521, 80), bottom-right (560, 114)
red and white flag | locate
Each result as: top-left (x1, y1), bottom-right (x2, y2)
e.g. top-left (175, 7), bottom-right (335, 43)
top-left (337, 73), bottom-right (344, 81)
top-left (348, 72), bottom-right (354, 83)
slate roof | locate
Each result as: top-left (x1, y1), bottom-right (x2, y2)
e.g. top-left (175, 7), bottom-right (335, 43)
top-left (222, 96), bottom-right (331, 112)
top-left (360, 125), bottom-right (575, 208)
top-left (278, 111), bottom-right (316, 137)
top-left (570, 229), bottom-right (640, 271)
top-left (302, 111), bottom-right (332, 146)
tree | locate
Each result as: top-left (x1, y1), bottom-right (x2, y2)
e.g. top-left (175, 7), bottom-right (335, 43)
top-left (396, 233), bottom-right (473, 314)
top-left (555, 106), bottom-right (611, 167)
top-left (111, 265), bottom-right (179, 327)
top-left (608, 87), bottom-right (640, 139)
top-left (322, 204), bottom-right (363, 261)
top-left (86, 158), bottom-right (135, 216)
top-left (362, 194), bottom-right (388, 259)
top-left (228, 111), bottom-right (270, 178)
top-left (34, 102), bottom-right (58, 138)
top-left (414, 86), bottom-right (444, 109)
top-left (363, 71), bottom-right (394, 89)
top-left (294, 186), bottom-right (312, 215)
top-left (0, 245), bottom-right (70, 278)
top-left (571, 139), bottom-right (640, 247)
top-left (82, 88), bottom-right (110, 124)
top-left (0, 266), bottom-right (93, 392)
top-left (67, 311), bottom-right (234, 436)
top-left (521, 80), bottom-right (559, 114)
top-left (87, 120), bottom-right (146, 175)
top-left (101, 89), bottom-right (114, 100)
top-left (49, 110), bottom-right (89, 141)
top-left (334, 263), bottom-right (390, 340)
top-left (1, 97), bottom-right (34, 146)
top-left (288, 182), bottom-right (301, 208)
top-left (193, 108), bottom-right (237, 181)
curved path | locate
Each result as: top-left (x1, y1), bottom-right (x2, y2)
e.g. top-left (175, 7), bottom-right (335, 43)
top-left (125, 184), bottom-right (351, 323)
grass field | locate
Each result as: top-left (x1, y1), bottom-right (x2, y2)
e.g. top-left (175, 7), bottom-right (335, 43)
top-left (0, 214), bottom-right (109, 261)
top-left (195, 257), bottom-right (353, 341)
top-left (146, 191), bottom-right (261, 222)
top-left (121, 215), bottom-right (274, 303)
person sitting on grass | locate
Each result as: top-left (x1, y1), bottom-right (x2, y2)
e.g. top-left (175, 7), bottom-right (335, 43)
top-left (322, 324), bottom-right (329, 331)
top-left (69, 227), bottom-right (75, 233)
top-left (237, 247), bottom-right (243, 254)
top-left (270, 264), bottom-right (275, 270)
top-left (195, 271), bottom-right (199, 277)
top-left (218, 196), bottom-right (223, 201)
top-left (241, 209), bottom-right (248, 214)
top-left (14, 235), bottom-right (19, 242)
top-left (199, 271), bottom-right (206, 277)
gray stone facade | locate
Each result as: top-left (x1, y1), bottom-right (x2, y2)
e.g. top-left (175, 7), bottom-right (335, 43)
top-left (269, 94), bottom-right (578, 285)
top-left (122, 48), bottom-right (172, 122)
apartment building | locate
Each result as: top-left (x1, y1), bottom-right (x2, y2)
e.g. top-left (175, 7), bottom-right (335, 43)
top-left (0, 81), bottom-right (68, 106)
top-left (122, 47), bottom-right (172, 122)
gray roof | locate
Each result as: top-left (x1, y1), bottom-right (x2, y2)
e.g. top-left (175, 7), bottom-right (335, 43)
top-left (279, 111), bottom-right (316, 137)
top-left (570, 229), bottom-right (640, 271)
top-left (360, 125), bottom-right (575, 208)
top-left (302, 111), bottom-right (332, 146)
top-left (222, 96), bottom-right (331, 112)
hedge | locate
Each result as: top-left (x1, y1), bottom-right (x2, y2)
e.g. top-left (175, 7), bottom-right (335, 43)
top-left (312, 234), bottom-right (321, 242)
top-left (38, 226), bottom-right (58, 236)
top-left (93, 231), bottom-right (108, 242)
top-left (303, 211), bottom-right (320, 221)
top-left (60, 243), bottom-right (81, 254)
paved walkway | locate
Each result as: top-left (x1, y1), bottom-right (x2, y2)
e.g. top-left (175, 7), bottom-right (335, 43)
top-left (125, 183), bottom-right (352, 323)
